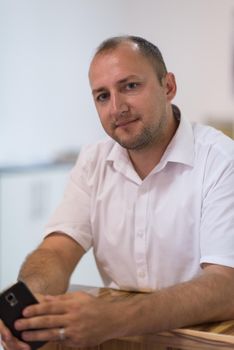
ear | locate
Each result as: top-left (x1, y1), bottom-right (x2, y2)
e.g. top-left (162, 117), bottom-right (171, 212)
top-left (164, 73), bottom-right (177, 101)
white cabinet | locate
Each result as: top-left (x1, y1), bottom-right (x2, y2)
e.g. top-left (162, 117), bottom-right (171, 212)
top-left (0, 163), bottom-right (103, 290)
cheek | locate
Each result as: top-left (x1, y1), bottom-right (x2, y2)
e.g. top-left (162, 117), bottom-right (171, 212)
top-left (96, 106), bottom-right (106, 122)
top-left (145, 94), bottom-right (166, 116)
top-left (130, 92), bottom-right (156, 114)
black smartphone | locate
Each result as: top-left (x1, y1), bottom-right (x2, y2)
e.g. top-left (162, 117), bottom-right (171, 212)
top-left (0, 280), bottom-right (46, 350)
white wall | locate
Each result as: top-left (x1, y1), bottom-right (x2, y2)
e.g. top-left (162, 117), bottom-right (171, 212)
top-left (0, 0), bottom-right (125, 163)
top-left (0, 0), bottom-right (234, 165)
top-left (122, 0), bottom-right (234, 123)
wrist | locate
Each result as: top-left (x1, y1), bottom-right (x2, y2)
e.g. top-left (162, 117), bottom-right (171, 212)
top-left (108, 293), bottom-right (149, 338)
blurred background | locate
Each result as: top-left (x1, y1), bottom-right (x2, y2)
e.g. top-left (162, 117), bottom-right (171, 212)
top-left (0, 0), bottom-right (234, 290)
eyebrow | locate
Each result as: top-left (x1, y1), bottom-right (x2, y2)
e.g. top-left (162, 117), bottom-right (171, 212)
top-left (91, 74), bottom-right (141, 95)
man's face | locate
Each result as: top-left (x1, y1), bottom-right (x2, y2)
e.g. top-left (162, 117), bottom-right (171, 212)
top-left (89, 42), bottom-right (175, 151)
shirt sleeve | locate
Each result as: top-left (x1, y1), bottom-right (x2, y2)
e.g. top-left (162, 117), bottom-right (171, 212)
top-left (43, 147), bottom-right (93, 251)
top-left (200, 146), bottom-right (234, 268)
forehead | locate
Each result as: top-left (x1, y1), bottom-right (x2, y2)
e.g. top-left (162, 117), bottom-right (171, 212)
top-left (89, 43), bottom-right (156, 88)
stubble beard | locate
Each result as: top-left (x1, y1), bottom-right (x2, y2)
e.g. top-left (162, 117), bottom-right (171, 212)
top-left (113, 115), bottom-right (167, 151)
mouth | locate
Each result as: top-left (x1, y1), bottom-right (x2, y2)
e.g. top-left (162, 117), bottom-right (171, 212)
top-left (114, 118), bottom-right (139, 128)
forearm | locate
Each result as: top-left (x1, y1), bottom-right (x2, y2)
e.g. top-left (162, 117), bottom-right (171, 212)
top-left (113, 268), bottom-right (234, 337)
top-left (18, 247), bottom-right (70, 295)
top-left (13, 266), bottom-right (233, 348)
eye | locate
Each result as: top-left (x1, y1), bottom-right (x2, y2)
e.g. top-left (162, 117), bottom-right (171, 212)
top-left (96, 92), bottom-right (109, 102)
top-left (125, 82), bottom-right (140, 90)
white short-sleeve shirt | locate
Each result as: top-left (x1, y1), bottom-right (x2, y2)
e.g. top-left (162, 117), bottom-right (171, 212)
top-left (44, 116), bottom-right (234, 291)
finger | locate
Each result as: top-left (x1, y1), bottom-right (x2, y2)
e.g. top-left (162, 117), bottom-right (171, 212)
top-left (1, 336), bottom-right (31, 350)
top-left (23, 299), bottom-right (67, 317)
top-left (21, 327), bottom-right (64, 343)
top-left (15, 314), bottom-right (65, 331)
top-left (0, 320), bottom-right (31, 350)
top-left (0, 320), bottom-right (12, 342)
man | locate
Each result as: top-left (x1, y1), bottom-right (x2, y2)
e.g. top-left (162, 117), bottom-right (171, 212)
top-left (1, 35), bottom-right (234, 350)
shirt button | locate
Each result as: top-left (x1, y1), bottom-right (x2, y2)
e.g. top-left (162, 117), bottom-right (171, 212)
top-left (137, 230), bottom-right (144, 238)
top-left (138, 271), bottom-right (146, 278)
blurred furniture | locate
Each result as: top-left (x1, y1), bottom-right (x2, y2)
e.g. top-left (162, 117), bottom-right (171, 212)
top-left (41, 285), bottom-right (234, 350)
top-left (206, 119), bottom-right (234, 139)
top-left (0, 162), bottom-right (72, 288)
top-left (0, 162), bottom-right (102, 289)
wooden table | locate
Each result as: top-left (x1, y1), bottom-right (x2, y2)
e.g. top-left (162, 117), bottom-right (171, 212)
top-left (41, 285), bottom-right (234, 350)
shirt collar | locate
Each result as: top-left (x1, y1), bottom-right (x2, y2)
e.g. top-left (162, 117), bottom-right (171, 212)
top-left (107, 141), bottom-right (139, 181)
top-left (159, 115), bottom-right (195, 168)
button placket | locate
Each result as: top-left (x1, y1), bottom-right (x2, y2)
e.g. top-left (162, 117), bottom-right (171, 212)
top-left (134, 183), bottom-right (149, 288)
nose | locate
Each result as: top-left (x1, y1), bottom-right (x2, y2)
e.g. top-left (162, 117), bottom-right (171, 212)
top-left (110, 92), bottom-right (129, 117)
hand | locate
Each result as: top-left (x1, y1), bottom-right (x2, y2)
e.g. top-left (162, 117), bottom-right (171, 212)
top-left (0, 319), bottom-right (30, 350)
top-left (0, 293), bottom-right (45, 350)
top-left (14, 291), bottom-right (123, 348)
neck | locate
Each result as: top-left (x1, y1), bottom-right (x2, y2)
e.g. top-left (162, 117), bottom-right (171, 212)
top-left (128, 112), bottom-right (179, 180)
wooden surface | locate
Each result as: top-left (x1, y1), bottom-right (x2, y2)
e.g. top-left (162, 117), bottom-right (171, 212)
top-left (41, 285), bottom-right (234, 350)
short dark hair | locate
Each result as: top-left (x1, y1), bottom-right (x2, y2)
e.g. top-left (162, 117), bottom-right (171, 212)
top-left (94, 35), bottom-right (168, 83)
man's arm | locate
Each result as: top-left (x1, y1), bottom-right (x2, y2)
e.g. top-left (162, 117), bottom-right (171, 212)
top-left (120, 264), bottom-right (234, 336)
top-left (18, 232), bottom-right (85, 295)
top-left (14, 264), bottom-right (234, 348)
top-left (0, 233), bottom-right (85, 350)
